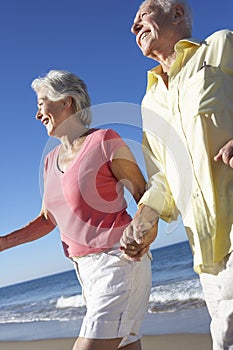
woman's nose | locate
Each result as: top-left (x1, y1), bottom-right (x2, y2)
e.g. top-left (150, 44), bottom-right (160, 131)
top-left (35, 109), bottom-right (42, 120)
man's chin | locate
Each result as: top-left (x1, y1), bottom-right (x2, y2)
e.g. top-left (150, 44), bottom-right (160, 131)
top-left (141, 45), bottom-right (152, 58)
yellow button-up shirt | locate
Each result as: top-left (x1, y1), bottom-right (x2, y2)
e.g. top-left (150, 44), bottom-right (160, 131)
top-left (139, 30), bottom-right (233, 273)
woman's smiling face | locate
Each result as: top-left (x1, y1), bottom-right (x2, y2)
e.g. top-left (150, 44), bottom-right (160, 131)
top-left (36, 88), bottom-right (68, 137)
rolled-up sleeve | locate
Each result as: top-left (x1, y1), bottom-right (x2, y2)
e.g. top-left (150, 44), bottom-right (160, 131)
top-left (139, 132), bottom-right (179, 222)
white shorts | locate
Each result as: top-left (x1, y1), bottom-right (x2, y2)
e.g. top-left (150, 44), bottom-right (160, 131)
top-left (73, 247), bottom-right (152, 348)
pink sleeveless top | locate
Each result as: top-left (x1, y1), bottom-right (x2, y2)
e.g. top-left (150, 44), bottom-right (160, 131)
top-left (43, 128), bottom-right (132, 257)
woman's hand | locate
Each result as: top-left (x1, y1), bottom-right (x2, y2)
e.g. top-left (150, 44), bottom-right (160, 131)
top-left (0, 236), bottom-right (8, 252)
top-left (120, 219), bottom-right (158, 261)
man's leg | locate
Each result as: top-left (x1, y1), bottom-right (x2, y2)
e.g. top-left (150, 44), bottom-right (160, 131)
top-left (200, 253), bottom-right (233, 350)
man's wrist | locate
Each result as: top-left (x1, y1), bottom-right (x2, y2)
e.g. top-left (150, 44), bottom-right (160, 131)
top-left (137, 204), bottom-right (159, 225)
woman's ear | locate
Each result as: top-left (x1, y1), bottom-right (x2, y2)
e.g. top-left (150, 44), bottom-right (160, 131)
top-left (63, 96), bottom-right (73, 110)
top-left (173, 4), bottom-right (185, 24)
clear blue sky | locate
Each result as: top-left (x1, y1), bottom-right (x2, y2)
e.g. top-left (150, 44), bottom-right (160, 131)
top-left (0, 0), bottom-right (232, 287)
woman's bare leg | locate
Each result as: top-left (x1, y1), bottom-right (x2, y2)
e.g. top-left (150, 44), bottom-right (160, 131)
top-left (121, 339), bottom-right (142, 350)
top-left (72, 337), bottom-right (142, 350)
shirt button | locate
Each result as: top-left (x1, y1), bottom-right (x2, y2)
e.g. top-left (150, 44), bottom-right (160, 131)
top-left (193, 190), bottom-right (199, 199)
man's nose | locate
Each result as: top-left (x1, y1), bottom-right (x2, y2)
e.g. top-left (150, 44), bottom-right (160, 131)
top-left (131, 20), bottom-right (142, 35)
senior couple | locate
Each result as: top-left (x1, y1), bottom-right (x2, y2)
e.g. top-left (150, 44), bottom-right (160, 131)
top-left (0, 1), bottom-right (232, 350)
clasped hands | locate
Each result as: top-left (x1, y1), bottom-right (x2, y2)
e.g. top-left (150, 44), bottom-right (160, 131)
top-left (120, 205), bottom-right (159, 261)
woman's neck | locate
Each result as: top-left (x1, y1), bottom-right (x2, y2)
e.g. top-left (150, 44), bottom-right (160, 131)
top-left (60, 126), bottom-right (90, 151)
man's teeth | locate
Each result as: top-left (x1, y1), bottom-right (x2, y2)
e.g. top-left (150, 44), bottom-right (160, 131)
top-left (141, 32), bottom-right (150, 41)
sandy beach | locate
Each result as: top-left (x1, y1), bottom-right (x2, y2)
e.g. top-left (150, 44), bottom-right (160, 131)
top-left (0, 334), bottom-right (212, 350)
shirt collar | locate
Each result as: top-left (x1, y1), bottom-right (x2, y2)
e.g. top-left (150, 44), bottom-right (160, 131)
top-left (175, 37), bottom-right (203, 50)
top-left (147, 37), bottom-right (202, 91)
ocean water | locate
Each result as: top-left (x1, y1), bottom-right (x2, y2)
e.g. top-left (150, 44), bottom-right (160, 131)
top-left (0, 241), bottom-right (207, 339)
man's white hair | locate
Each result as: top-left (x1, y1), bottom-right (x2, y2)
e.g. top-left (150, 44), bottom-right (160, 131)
top-left (140, 0), bottom-right (193, 32)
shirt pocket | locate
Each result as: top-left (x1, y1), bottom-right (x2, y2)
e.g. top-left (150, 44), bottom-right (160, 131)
top-left (179, 66), bottom-right (225, 117)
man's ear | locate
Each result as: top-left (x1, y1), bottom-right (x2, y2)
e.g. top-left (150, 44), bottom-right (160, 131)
top-left (173, 4), bottom-right (185, 24)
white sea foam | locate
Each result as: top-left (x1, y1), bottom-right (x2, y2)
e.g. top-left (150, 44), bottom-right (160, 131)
top-left (56, 295), bottom-right (85, 308)
top-left (150, 279), bottom-right (204, 303)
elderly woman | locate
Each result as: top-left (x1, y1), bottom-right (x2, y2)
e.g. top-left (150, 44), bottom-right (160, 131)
top-left (0, 70), bottom-right (157, 350)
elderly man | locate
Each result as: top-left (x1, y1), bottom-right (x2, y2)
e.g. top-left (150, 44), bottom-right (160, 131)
top-left (121, 1), bottom-right (233, 349)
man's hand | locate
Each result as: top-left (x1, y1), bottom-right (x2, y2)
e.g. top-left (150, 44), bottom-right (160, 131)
top-left (120, 205), bottom-right (159, 261)
top-left (214, 139), bottom-right (233, 168)
top-left (120, 222), bottom-right (158, 261)
top-left (121, 205), bottom-right (159, 244)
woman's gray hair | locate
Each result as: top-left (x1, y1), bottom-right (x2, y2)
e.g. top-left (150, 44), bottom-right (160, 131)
top-left (31, 70), bottom-right (92, 126)
top-left (140, 0), bottom-right (193, 32)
